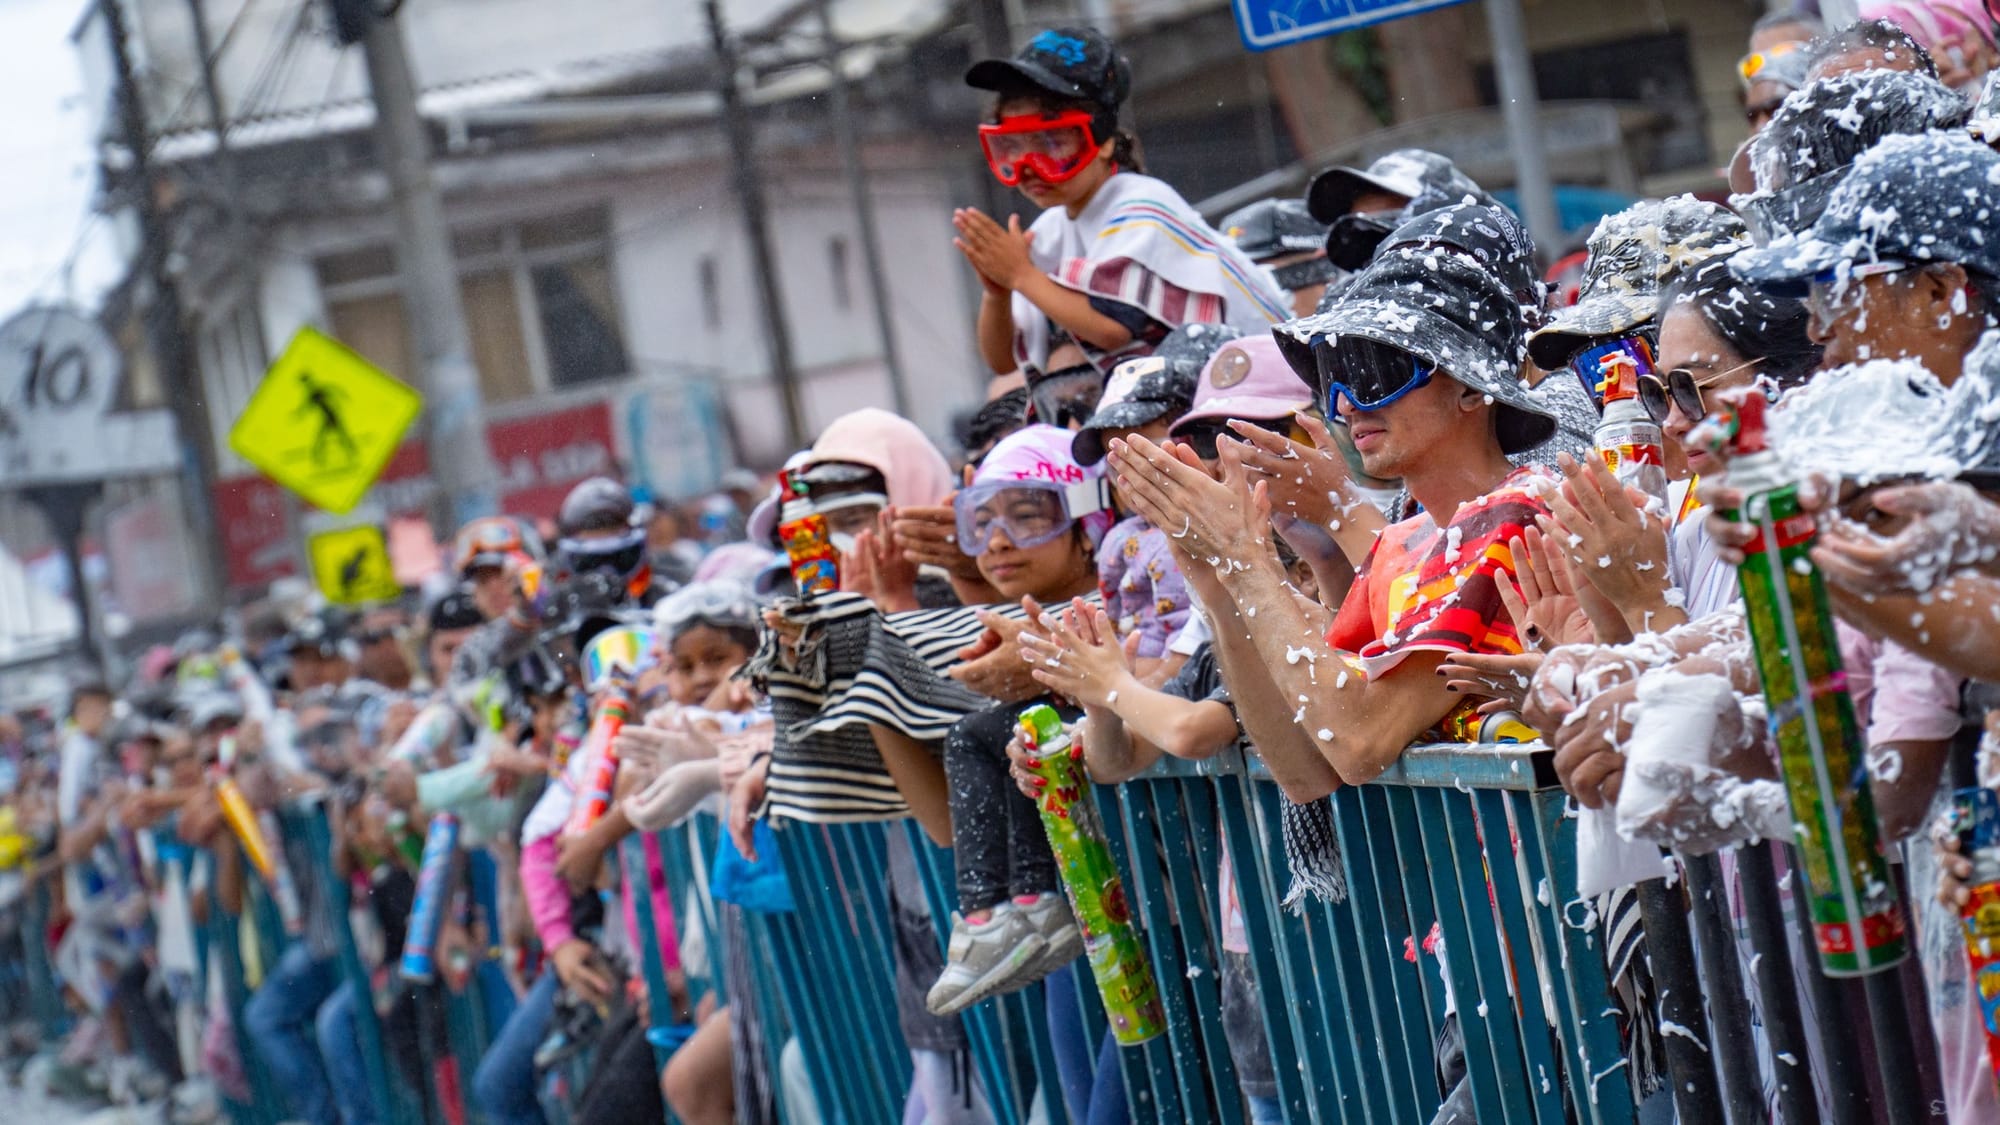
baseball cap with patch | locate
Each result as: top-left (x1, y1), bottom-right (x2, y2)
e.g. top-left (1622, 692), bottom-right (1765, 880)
top-left (1072, 355), bottom-right (1200, 466)
top-left (1169, 336), bottom-right (1314, 436)
top-left (966, 28), bottom-right (1131, 113)
top-left (1527, 197), bottom-right (1749, 371)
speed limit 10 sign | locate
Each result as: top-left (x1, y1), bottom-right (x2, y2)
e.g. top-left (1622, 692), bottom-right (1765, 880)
top-left (0, 305), bottom-right (179, 488)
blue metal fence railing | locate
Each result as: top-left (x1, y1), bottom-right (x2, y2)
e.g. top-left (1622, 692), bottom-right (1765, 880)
top-left (2, 743), bottom-right (1658, 1125)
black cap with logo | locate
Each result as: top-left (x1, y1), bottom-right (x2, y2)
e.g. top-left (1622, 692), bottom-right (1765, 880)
top-left (966, 28), bottom-right (1132, 115)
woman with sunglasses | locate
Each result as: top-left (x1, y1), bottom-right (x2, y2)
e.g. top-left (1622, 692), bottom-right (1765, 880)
top-left (1519, 254), bottom-right (1821, 647)
top-left (954, 28), bottom-right (1289, 387)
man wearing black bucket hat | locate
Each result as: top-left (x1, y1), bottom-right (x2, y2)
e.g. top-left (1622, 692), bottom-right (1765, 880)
top-left (1109, 203), bottom-right (1567, 796)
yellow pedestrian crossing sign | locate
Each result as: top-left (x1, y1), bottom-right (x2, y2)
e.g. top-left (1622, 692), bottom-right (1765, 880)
top-left (308, 525), bottom-right (403, 605)
top-left (229, 327), bottom-right (422, 514)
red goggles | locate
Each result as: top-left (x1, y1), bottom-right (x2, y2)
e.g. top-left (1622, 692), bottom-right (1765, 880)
top-left (978, 111), bottom-right (1101, 187)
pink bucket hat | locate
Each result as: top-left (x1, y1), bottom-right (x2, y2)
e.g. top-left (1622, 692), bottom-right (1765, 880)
top-left (1169, 335), bottom-right (1315, 434)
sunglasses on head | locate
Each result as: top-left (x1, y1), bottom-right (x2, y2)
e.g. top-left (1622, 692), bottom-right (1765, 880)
top-left (1737, 40), bottom-right (1802, 83)
top-left (1635, 358), bottom-right (1763, 426)
top-left (1316, 337), bottom-right (1434, 413)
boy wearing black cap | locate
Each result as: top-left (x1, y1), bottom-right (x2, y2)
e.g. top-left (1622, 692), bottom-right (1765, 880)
top-left (955, 27), bottom-right (1290, 383)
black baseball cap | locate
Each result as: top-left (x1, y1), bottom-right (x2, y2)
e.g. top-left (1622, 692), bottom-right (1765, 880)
top-left (1311, 151), bottom-right (1495, 271)
top-left (428, 588), bottom-right (485, 632)
top-left (1222, 198), bottom-right (1329, 261)
top-left (284, 608), bottom-right (350, 658)
top-left (1305, 149), bottom-right (1481, 225)
top-left (966, 28), bottom-right (1132, 114)
top-left (1071, 355), bottom-right (1200, 465)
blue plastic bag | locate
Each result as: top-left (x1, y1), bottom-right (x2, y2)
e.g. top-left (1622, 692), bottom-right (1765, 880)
top-left (711, 820), bottom-right (795, 913)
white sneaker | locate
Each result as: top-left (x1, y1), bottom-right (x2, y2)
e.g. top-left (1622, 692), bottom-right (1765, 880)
top-left (925, 904), bottom-right (1047, 1016)
top-left (1017, 893), bottom-right (1084, 982)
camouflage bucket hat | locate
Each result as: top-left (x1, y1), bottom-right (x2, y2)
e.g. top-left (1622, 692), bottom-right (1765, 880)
top-left (1527, 197), bottom-right (1750, 371)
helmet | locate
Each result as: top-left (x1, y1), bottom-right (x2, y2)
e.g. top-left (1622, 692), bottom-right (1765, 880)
top-left (557, 478), bottom-right (636, 538)
top-left (452, 516), bottom-right (543, 576)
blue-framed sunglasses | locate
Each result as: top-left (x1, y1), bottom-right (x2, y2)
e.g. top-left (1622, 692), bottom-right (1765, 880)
top-left (1314, 337), bottom-right (1434, 413)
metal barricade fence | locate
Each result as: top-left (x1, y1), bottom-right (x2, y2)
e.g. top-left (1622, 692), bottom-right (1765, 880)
top-left (753, 742), bottom-right (1646, 1124)
top-left (14, 754), bottom-right (1938, 1125)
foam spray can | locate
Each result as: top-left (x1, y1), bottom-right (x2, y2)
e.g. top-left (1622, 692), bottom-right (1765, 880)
top-left (777, 467), bottom-right (839, 596)
top-left (563, 684), bottom-right (634, 838)
top-left (1950, 786), bottom-right (2000, 1086)
top-left (212, 736), bottom-right (277, 884)
top-left (1585, 336), bottom-right (1669, 507)
top-left (1016, 704), bottom-right (1165, 1045)
top-left (400, 812), bottom-right (461, 983)
top-left (1705, 390), bottom-right (1905, 975)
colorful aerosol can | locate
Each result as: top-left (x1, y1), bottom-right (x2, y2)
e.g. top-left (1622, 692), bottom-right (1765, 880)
top-left (777, 468), bottom-right (839, 596)
top-left (564, 684), bottom-right (634, 838)
top-left (1017, 704), bottom-right (1165, 1045)
top-left (1709, 391), bottom-right (1905, 975)
top-left (212, 736), bottom-right (278, 883)
top-left (1952, 786), bottom-right (2000, 1083)
top-left (388, 702), bottom-right (458, 768)
top-left (1588, 338), bottom-right (1669, 508)
top-left (399, 812), bottom-right (461, 983)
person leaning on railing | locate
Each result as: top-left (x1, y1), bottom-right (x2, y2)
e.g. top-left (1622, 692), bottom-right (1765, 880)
top-left (1105, 202), bottom-right (1567, 1124)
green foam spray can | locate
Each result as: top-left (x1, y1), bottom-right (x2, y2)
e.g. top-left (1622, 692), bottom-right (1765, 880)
top-left (1704, 391), bottom-right (1905, 976)
top-left (1017, 704), bottom-right (1165, 1045)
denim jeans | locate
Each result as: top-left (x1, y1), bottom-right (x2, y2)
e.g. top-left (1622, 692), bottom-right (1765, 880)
top-left (244, 943), bottom-right (339, 1125)
top-left (315, 981), bottom-right (379, 1125)
top-left (1044, 963), bottom-right (1127, 1125)
top-left (1247, 1094), bottom-right (1285, 1124)
top-left (474, 969), bottom-right (559, 1125)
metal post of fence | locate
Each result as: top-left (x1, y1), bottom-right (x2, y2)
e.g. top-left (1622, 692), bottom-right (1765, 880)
top-left (1785, 845), bottom-right (1875, 1125)
top-left (1636, 876), bottom-right (1725, 1121)
top-left (1734, 841), bottom-right (1821, 1124)
top-left (297, 806), bottom-right (402, 1125)
top-left (1681, 852), bottom-right (1765, 1123)
top-left (1861, 940), bottom-right (1927, 1125)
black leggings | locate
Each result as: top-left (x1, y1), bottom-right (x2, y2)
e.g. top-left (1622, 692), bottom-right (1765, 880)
top-left (944, 702), bottom-right (1075, 915)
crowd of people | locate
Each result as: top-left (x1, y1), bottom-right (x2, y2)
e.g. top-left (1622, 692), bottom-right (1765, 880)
top-left (7, 4), bottom-right (2000, 1122)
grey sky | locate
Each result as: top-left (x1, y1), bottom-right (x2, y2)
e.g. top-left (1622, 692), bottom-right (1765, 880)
top-left (0, 0), bottom-right (119, 321)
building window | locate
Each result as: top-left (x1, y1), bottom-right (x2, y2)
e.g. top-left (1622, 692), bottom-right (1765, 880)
top-left (828, 236), bottom-right (852, 310)
top-left (698, 256), bottom-right (721, 330)
top-left (314, 204), bottom-right (630, 400)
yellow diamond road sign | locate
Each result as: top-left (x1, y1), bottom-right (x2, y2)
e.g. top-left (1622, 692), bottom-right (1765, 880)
top-left (229, 327), bottom-right (422, 514)
top-left (308, 525), bottom-right (403, 605)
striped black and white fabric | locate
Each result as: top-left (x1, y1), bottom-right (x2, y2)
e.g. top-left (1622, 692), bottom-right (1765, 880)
top-left (747, 592), bottom-right (1095, 824)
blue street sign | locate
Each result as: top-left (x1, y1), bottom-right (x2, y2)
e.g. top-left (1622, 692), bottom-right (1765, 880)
top-left (1232, 0), bottom-right (1471, 52)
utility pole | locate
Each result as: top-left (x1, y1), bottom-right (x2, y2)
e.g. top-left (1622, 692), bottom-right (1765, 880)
top-left (183, 0), bottom-right (238, 197)
top-left (1481, 0), bottom-right (1561, 261)
top-left (812, 0), bottom-right (912, 419)
top-left (98, 0), bottom-right (228, 612)
top-left (704, 0), bottom-right (808, 450)
top-left (330, 0), bottom-right (499, 529)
